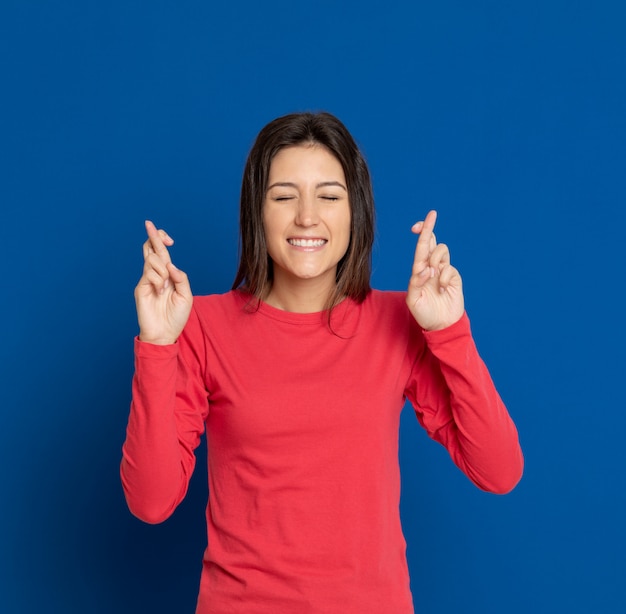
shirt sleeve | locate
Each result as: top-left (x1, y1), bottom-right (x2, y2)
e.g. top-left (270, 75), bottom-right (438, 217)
top-left (120, 306), bottom-right (210, 523)
top-left (404, 312), bottom-right (524, 494)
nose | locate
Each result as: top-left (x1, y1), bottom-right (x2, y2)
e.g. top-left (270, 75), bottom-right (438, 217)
top-left (295, 194), bottom-right (319, 227)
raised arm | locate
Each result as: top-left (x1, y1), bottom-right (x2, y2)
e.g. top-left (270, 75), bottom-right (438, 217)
top-left (405, 212), bottom-right (523, 493)
top-left (121, 222), bottom-right (206, 523)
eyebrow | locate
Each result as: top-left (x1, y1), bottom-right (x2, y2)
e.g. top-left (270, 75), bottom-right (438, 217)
top-left (267, 181), bottom-right (347, 192)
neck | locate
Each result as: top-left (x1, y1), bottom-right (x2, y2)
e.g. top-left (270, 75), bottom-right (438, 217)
top-left (264, 275), bottom-right (338, 313)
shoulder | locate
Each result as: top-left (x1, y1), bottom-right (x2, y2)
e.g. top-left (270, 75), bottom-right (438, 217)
top-left (358, 289), bottom-right (416, 334)
top-left (194, 289), bottom-right (253, 311)
top-left (352, 290), bottom-right (426, 360)
top-left (187, 290), bottom-right (252, 331)
top-left (362, 289), bottom-right (409, 318)
top-left (365, 289), bottom-right (406, 306)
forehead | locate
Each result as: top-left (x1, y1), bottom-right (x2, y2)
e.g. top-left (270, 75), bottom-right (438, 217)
top-left (268, 144), bottom-right (345, 180)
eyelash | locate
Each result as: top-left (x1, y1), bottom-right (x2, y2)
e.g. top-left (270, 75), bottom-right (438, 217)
top-left (273, 196), bottom-right (340, 202)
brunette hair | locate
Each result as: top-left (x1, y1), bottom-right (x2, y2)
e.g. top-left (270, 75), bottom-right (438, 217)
top-left (232, 111), bottom-right (375, 311)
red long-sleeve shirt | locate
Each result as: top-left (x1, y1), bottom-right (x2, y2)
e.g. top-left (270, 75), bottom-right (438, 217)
top-left (121, 290), bottom-right (523, 613)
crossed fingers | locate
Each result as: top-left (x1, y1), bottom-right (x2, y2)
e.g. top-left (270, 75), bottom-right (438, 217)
top-left (143, 220), bottom-right (173, 261)
top-left (142, 220), bottom-right (175, 294)
top-left (412, 210), bottom-right (449, 275)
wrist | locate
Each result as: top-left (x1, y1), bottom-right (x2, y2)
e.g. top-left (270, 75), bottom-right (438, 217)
top-left (138, 333), bottom-right (178, 346)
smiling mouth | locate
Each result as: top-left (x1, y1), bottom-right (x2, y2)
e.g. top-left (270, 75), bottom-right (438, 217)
top-left (287, 238), bottom-right (327, 247)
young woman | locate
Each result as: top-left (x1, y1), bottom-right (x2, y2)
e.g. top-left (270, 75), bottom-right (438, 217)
top-left (121, 112), bottom-right (523, 613)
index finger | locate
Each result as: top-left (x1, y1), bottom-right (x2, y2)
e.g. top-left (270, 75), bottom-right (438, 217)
top-left (144, 220), bottom-right (173, 264)
top-left (412, 210), bottom-right (438, 269)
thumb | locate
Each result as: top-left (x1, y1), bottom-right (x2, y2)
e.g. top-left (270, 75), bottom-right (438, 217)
top-left (167, 262), bottom-right (192, 299)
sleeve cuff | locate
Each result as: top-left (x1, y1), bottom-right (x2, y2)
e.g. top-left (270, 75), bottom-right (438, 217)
top-left (134, 336), bottom-right (179, 358)
top-left (421, 311), bottom-right (472, 346)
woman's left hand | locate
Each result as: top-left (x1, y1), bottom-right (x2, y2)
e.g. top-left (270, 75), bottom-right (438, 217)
top-left (406, 210), bottom-right (465, 331)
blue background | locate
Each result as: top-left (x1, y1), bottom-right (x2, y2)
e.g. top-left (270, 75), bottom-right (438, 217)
top-left (1, 1), bottom-right (625, 612)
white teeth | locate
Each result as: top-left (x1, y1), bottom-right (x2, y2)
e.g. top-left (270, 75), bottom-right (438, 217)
top-left (288, 238), bottom-right (326, 247)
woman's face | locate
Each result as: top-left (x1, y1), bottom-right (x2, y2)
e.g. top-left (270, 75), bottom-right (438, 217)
top-left (263, 144), bottom-right (351, 295)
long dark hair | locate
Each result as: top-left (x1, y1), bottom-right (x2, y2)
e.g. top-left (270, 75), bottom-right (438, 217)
top-left (232, 111), bottom-right (375, 311)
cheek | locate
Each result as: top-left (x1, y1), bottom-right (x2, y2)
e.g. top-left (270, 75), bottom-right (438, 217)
top-left (340, 210), bottom-right (352, 241)
top-left (262, 209), bottom-right (276, 240)
top-left (340, 211), bottom-right (352, 256)
top-left (336, 215), bottom-right (352, 260)
top-left (263, 205), bottom-right (286, 230)
top-left (262, 212), bottom-right (285, 261)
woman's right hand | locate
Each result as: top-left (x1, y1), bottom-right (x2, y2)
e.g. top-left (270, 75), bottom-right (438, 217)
top-left (134, 220), bottom-right (193, 345)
